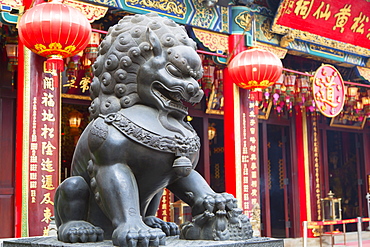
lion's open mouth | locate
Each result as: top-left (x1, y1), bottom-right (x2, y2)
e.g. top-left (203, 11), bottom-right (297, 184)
top-left (152, 83), bottom-right (188, 114)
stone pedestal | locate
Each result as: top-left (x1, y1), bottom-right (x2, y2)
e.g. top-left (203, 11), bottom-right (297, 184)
top-left (3, 236), bottom-right (283, 247)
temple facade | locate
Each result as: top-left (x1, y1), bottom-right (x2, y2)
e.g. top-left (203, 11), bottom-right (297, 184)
top-left (1, 0), bottom-right (370, 240)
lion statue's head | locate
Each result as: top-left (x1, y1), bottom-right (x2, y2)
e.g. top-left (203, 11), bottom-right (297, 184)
top-left (89, 13), bottom-right (204, 123)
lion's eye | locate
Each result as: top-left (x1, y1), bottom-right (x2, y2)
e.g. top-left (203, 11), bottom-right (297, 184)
top-left (166, 64), bottom-right (183, 78)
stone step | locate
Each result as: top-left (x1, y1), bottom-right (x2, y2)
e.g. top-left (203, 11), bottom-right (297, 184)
top-left (2, 236), bottom-right (284, 247)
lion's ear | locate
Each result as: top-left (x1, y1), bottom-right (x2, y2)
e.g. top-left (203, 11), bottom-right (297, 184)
top-left (146, 27), bottom-right (162, 58)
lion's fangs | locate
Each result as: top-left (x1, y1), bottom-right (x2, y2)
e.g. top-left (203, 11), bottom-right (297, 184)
top-left (153, 88), bottom-right (188, 113)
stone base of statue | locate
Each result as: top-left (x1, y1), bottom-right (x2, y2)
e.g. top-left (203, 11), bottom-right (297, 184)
top-left (3, 236), bottom-right (284, 247)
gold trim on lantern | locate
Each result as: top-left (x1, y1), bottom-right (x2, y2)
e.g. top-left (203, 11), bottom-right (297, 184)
top-left (237, 80), bottom-right (274, 90)
top-left (33, 43), bottom-right (77, 58)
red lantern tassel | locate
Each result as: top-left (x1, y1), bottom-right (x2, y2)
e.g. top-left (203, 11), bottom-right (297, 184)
top-left (46, 55), bottom-right (65, 72)
top-left (250, 90), bottom-right (263, 102)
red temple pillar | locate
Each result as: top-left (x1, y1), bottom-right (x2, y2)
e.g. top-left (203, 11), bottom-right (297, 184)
top-left (15, 36), bottom-right (25, 238)
top-left (295, 110), bottom-right (311, 236)
top-left (14, 0), bottom-right (61, 238)
top-left (14, 0), bottom-right (34, 236)
top-left (224, 34), bottom-right (261, 236)
top-left (224, 34), bottom-right (245, 196)
top-left (15, 50), bottom-right (61, 237)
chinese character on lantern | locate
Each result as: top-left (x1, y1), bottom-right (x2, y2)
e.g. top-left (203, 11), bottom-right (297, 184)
top-left (312, 65), bottom-right (345, 117)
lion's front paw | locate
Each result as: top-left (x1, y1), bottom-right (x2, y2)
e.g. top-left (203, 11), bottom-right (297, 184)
top-left (189, 192), bottom-right (239, 217)
top-left (57, 220), bottom-right (104, 243)
top-left (180, 208), bottom-right (229, 241)
top-left (112, 222), bottom-right (166, 247)
top-left (144, 216), bottom-right (179, 236)
top-left (202, 193), bottom-right (230, 213)
top-left (181, 193), bottom-right (253, 241)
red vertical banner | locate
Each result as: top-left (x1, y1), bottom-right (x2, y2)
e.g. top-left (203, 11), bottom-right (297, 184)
top-left (240, 89), bottom-right (260, 236)
top-left (156, 189), bottom-right (171, 222)
top-left (28, 54), bottom-right (60, 236)
top-left (311, 113), bottom-right (321, 221)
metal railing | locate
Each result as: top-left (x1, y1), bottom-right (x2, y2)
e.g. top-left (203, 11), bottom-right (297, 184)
top-left (303, 217), bottom-right (370, 247)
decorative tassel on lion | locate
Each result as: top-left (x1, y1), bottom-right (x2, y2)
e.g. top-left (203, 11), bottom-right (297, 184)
top-left (54, 13), bottom-right (253, 247)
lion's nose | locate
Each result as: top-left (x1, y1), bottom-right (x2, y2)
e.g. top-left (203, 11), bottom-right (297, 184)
top-left (186, 83), bottom-right (198, 97)
top-left (187, 84), bottom-right (204, 103)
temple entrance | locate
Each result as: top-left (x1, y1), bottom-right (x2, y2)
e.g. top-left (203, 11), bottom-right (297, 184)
top-left (0, 89), bottom-right (16, 238)
top-left (259, 123), bottom-right (293, 238)
top-left (188, 116), bottom-right (225, 192)
top-left (208, 118), bottom-right (225, 193)
top-left (325, 130), bottom-right (366, 230)
top-left (0, 50), bottom-right (16, 238)
top-left (60, 101), bottom-right (90, 180)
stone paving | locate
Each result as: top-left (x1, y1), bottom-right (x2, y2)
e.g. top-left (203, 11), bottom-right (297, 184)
top-left (1, 236), bottom-right (284, 247)
top-left (3, 231), bottom-right (370, 247)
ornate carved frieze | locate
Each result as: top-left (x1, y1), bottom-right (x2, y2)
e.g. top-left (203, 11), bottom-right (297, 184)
top-left (0, 0), bottom-right (21, 9)
top-left (125, 0), bottom-right (186, 19)
top-left (192, 27), bottom-right (228, 54)
top-left (255, 42), bottom-right (287, 59)
top-left (235, 11), bottom-right (252, 32)
top-left (356, 66), bottom-right (370, 81)
top-left (63, 0), bottom-right (108, 22)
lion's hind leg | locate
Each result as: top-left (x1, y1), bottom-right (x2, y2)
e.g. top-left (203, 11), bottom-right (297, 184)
top-left (90, 162), bottom-right (166, 247)
top-left (54, 176), bottom-right (104, 243)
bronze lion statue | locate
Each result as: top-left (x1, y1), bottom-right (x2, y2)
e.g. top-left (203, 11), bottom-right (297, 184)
top-left (55, 13), bottom-right (252, 247)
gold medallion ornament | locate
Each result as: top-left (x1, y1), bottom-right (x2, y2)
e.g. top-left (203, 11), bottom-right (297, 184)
top-left (312, 65), bottom-right (345, 117)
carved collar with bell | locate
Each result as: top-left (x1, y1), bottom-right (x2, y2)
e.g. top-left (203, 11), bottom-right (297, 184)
top-left (100, 113), bottom-right (200, 155)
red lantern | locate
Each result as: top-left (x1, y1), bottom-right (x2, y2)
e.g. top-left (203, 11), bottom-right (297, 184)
top-left (228, 48), bottom-right (283, 91)
top-left (18, 0), bottom-right (91, 71)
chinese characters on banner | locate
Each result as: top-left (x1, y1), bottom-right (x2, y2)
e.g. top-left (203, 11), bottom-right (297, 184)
top-left (240, 90), bottom-right (260, 220)
top-left (28, 57), bottom-right (60, 236)
top-left (275, 0), bottom-right (370, 50)
top-left (312, 113), bottom-right (322, 220)
top-left (156, 189), bottom-right (171, 222)
top-left (312, 65), bottom-right (345, 117)
top-left (63, 65), bottom-right (92, 95)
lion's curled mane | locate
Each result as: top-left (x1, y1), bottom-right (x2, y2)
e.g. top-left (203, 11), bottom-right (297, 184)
top-left (89, 13), bottom-right (198, 118)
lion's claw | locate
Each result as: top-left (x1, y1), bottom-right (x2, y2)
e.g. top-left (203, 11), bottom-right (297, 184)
top-left (58, 220), bottom-right (104, 243)
top-left (113, 222), bottom-right (166, 247)
top-left (144, 216), bottom-right (179, 236)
